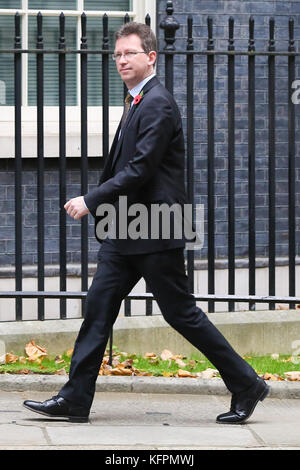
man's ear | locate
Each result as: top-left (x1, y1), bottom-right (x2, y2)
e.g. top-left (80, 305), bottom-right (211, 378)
top-left (148, 50), bottom-right (157, 66)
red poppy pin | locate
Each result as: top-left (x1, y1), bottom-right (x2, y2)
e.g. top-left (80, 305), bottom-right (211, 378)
top-left (133, 90), bottom-right (144, 105)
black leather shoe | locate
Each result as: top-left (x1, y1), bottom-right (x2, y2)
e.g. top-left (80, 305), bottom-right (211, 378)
top-left (23, 395), bottom-right (89, 423)
top-left (216, 377), bottom-right (270, 424)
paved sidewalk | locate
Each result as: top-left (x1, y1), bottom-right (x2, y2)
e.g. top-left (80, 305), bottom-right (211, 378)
top-left (0, 389), bottom-right (300, 449)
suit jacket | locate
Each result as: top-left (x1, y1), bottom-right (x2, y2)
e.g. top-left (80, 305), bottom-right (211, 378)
top-left (84, 76), bottom-right (191, 255)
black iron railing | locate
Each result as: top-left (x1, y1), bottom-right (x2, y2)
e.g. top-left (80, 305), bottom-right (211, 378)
top-left (0, 1), bottom-right (299, 326)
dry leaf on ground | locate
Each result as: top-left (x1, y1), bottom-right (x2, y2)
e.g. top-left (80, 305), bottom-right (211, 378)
top-left (175, 358), bottom-right (186, 368)
top-left (25, 340), bottom-right (47, 361)
top-left (160, 349), bottom-right (174, 361)
top-left (262, 372), bottom-right (284, 381)
top-left (200, 368), bottom-right (219, 379)
top-left (111, 367), bottom-right (132, 376)
top-left (55, 367), bottom-right (67, 375)
top-left (177, 369), bottom-right (197, 378)
top-left (162, 371), bottom-right (174, 377)
top-left (5, 353), bottom-right (19, 364)
top-left (284, 371), bottom-right (300, 381)
top-left (144, 352), bottom-right (157, 359)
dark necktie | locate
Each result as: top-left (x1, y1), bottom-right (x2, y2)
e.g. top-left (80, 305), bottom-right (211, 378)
top-left (120, 92), bottom-right (133, 130)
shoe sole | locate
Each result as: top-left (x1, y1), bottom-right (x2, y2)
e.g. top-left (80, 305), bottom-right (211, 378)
top-left (216, 384), bottom-right (270, 425)
top-left (22, 403), bottom-right (89, 423)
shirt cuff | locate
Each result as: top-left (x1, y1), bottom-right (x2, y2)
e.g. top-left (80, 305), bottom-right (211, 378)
top-left (83, 196), bottom-right (89, 210)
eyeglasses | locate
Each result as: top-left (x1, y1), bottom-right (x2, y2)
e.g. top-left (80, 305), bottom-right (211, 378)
top-left (112, 51), bottom-right (148, 61)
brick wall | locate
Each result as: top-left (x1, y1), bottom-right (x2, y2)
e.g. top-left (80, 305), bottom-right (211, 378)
top-left (157, 0), bottom-right (300, 259)
top-left (0, 0), bottom-right (299, 268)
top-left (0, 158), bottom-right (101, 267)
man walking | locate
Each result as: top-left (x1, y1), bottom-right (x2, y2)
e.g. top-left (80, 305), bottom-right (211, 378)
top-left (24, 22), bottom-right (269, 424)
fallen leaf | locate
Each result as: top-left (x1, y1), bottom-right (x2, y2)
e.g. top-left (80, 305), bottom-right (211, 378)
top-left (111, 367), bottom-right (132, 376)
top-left (112, 357), bottom-right (121, 367)
top-left (55, 367), bottom-right (67, 375)
top-left (262, 372), bottom-right (283, 381)
top-left (99, 364), bottom-right (112, 375)
top-left (5, 353), bottom-right (19, 364)
top-left (162, 371), bottom-right (174, 377)
top-left (188, 360), bottom-right (197, 368)
top-left (25, 340), bottom-right (47, 360)
top-left (177, 369), bottom-right (197, 378)
top-left (284, 371), bottom-right (300, 381)
top-left (201, 368), bottom-right (219, 379)
top-left (55, 356), bottom-right (65, 364)
top-left (144, 352), bottom-right (157, 358)
top-left (175, 358), bottom-right (186, 368)
top-left (160, 349), bottom-right (174, 361)
top-left (121, 359), bottom-right (134, 368)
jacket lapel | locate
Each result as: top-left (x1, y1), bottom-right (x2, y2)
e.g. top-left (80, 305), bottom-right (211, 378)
top-left (110, 76), bottom-right (160, 173)
top-left (110, 104), bottom-right (136, 171)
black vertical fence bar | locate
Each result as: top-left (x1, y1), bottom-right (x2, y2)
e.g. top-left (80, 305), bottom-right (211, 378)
top-left (123, 11), bottom-right (131, 317)
top-left (59, 13), bottom-right (67, 319)
top-left (14, 12), bottom-right (22, 320)
top-left (248, 16), bottom-right (256, 311)
top-left (102, 14), bottom-right (113, 364)
top-left (186, 15), bottom-right (194, 294)
top-left (207, 17), bottom-right (215, 313)
top-left (36, 12), bottom-right (45, 320)
top-left (80, 13), bottom-right (88, 314)
top-left (102, 14), bottom-right (109, 161)
top-left (160, 1), bottom-right (179, 95)
top-left (123, 13), bottom-right (130, 99)
top-left (145, 12), bottom-right (153, 316)
top-left (268, 18), bottom-right (276, 310)
top-left (122, 11), bottom-right (132, 319)
top-left (288, 17), bottom-right (296, 309)
top-left (227, 17), bottom-right (235, 312)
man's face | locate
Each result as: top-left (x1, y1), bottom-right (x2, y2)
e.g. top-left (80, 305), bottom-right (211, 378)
top-left (114, 34), bottom-right (156, 89)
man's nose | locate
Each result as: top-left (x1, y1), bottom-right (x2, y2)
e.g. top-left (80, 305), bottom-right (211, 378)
top-left (119, 54), bottom-right (128, 64)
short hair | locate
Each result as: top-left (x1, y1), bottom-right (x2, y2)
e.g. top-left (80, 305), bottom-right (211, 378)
top-left (115, 22), bottom-right (157, 54)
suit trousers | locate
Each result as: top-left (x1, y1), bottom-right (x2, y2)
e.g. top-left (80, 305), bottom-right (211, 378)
top-left (59, 239), bottom-right (258, 411)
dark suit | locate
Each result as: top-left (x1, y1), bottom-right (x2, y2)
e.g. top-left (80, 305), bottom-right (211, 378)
top-left (59, 76), bottom-right (258, 411)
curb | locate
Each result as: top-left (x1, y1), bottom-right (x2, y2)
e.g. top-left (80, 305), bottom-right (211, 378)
top-left (1, 374), bottom-right (300, 399)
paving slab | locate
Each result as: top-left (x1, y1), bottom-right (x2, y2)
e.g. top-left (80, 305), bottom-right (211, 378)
top-left (0, 423), bottom-right (47, 446)
top-left (0, 390), bottom-right (299, 449)
top-left (45, 424), bottom-right (258, 447)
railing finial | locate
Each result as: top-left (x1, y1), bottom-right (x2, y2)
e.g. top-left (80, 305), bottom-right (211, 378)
top-left (159, 1), bottom-right (179, 51)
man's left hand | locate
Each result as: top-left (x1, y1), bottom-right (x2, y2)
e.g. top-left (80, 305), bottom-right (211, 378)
top-left (64, 196), bottom-right (90, 220)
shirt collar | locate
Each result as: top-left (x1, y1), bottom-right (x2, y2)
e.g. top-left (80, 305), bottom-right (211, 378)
top-left (128, 73), bottom-right (156, 100)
